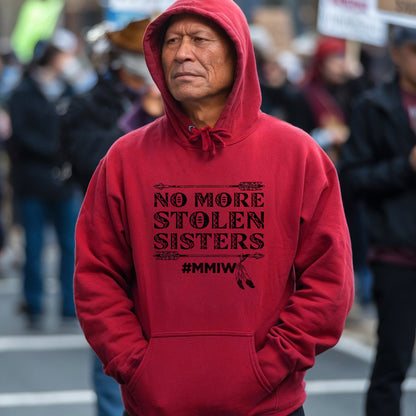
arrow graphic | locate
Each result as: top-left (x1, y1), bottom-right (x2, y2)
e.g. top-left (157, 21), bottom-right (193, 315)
top-left (154, 181), bottom-right (265, 191)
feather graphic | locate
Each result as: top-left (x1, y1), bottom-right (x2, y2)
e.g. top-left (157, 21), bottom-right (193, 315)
top-left (235, 260), bottom-right (256, 290)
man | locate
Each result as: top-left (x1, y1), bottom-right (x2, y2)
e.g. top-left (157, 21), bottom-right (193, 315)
top-left (8, 39), bottom-right (81, 329)
top-left (74, 1), bottom-right (354, 415)
top-left (339, 26), bottom-right (416, 416)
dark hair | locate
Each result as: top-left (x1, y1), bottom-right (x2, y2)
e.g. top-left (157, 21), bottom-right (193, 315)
top-left (32, 41), bottom-right (62, 67)
top-left (390, 26), bottom-right (416, 47)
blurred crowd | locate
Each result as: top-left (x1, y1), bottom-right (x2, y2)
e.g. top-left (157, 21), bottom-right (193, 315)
top-left (0, 10), bottom-right (166, 415)
top-left (0, 1), bottom-right (415, 416)
top-left (0, 3), bottom-right (392, 309)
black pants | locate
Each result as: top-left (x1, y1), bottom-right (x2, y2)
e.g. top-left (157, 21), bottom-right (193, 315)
top-left (366, 262), bottom-right (416, 416)
top-left (288, 406), bottom-right (305, 416)
top-left (124, 406), bottom-right (304, 416)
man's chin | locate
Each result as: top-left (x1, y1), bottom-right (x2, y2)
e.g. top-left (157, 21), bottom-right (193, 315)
top-left (171, 88), bottom-right (205, 103)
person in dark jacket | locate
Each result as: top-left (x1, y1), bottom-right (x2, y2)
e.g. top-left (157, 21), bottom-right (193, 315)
top-left (301, 36), bottom-right (374, 304)
top-left (7, 40), bottom-right (81, 328)
top-left (61, 71), bottom-right (134, 191)
top-left (61, 18), bottom-right (163, 193)
top-left (338, 26), bottom-right (416, 416)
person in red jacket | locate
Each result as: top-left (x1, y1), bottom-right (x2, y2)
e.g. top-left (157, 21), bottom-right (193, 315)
top-left (74, 1), bottom-right (354, 415)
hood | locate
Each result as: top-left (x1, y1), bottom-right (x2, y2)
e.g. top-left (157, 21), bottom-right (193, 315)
top-left (143, 0), bottom-right (261, 154)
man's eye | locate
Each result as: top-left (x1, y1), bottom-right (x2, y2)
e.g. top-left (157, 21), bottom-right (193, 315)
top-left (165, 38), bottom-right (178, 45)
top-left (194, 37), bottom-right (208, 43)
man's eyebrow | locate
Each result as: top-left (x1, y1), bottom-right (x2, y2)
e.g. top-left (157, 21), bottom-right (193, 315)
top-left (165, 28), bottom-right (215, 38)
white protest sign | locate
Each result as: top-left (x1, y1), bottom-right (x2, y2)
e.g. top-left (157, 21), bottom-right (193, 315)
top-left (108, 0), bottom-right (175, 14)
top-left (318, 0), bottom-right (388, 46)
top-left (106, 0), bottom-right (175, 28)
top-left (377, 0), bottom-right (416, 28)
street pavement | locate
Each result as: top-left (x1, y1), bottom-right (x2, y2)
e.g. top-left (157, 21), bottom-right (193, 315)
top-left (0, 227), bottom-right (415, 416)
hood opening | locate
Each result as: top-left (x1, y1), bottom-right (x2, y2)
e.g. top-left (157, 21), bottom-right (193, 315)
top-left (143, 0), bottom-right (262, 153)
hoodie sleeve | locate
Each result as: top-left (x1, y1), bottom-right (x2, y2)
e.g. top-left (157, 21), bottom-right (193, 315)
top-left (74, 156), bottom-right (148, 385)
top-left (258, 148), bottom-right (354, 388)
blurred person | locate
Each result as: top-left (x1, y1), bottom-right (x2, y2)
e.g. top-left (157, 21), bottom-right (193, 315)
top-left (301, 36), bottom-right (364, 163)
top-left (0, 105), bottom-right (11, 144)
top-left (250, 24), bottom-right (310, 130)
top-left (257, 51), bottom-right (311, 130)
top-left (302, 36), bottom-right (373, 305)
top-left (0, 41), bottom-right (22, 102)
top-left (74, 1), bottom-right (354, 415)
top-left (62, 18), bottom-right (163, 192)
top-left (7, 38), bottom-right (81, 329)
top-left (0, 54), bottom-right (12, 143)
top-left (338, 26), bottom-right (416, 416)
top-left (61, 18), bottom-right (163, 416)
top-left (276, 50), bottom-right (305, 86)
top-left (0, 42), bottom-right (18, 141)
top-left (51, 28), bottom-right (97, 94)
top-left (0, 52), bottom-right (12, 258)
top-left (360, 43), bottom-right (395, 87)
top-left (0, 45), bottom-right (26, 276)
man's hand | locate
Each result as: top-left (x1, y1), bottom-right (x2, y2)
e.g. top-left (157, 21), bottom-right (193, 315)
top-left (409, 146), bottom-right (416, 172)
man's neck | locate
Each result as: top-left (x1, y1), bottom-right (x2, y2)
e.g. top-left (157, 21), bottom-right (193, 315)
top-left (181, 97), bottom-right (227, 128)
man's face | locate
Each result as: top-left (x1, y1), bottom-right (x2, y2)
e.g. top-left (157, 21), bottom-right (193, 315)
top-left (392, 41), bottom-right (416, 93)
top-left (161, 14), bottom-right (236, 108)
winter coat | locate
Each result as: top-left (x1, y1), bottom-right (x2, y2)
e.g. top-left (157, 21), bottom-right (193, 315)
top-left (61, 74), bottom-right (134, 191)
top-left (338, 77), bottom-right (416, 251)
top-left (8, 73), bottom-right (75, 201)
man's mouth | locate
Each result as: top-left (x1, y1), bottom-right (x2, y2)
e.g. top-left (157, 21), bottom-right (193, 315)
top-left (174, 72), bottom-right (200, 79)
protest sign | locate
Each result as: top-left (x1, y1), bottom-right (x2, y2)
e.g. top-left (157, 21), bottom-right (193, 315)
top-left (318, 0), bottom-right (388, 46)
top-left (378, 0), bottom-right (416, 15)
top-left (106, 0), bottom-right (175, 27)
top-left (377, 0), bottom-right (416, 27)
top-left (11, 0), bottom-right (64, 63)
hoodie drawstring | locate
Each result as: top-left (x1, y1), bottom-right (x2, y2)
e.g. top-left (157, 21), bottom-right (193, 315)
top-left (188, 126), bottom-right (230, 156)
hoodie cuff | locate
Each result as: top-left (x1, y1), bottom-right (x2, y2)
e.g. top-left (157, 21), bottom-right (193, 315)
top-left (104, 343), bottom-right (148, 385)
top-left (257, 339), bottom-right (293, 389)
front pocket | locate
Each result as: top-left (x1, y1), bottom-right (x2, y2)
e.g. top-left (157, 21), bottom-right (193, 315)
top-left (127, 332), bottom-right (274, 416)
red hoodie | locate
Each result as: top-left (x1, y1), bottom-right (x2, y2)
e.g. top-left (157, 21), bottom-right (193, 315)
top-left (74, 1), bottom-right (354, 415)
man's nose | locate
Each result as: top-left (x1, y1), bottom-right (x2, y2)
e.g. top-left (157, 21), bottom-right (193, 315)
top-left (174, 37), bottom-right (194, 61)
